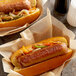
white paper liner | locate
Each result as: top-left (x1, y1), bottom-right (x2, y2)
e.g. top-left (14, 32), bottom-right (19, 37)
top-left (0, 0), bottom-right (45, 37)
top-left (0, 8), bottom-right (76, 76)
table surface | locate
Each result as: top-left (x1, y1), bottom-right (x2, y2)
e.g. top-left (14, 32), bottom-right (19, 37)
top-left (0, 1), bottom-right (76, 76)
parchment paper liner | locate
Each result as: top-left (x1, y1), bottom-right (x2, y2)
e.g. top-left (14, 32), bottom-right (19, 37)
top-left (0, 9), bottom-right (76, 76)
top-left (0, 0), bottom-right (45, 37)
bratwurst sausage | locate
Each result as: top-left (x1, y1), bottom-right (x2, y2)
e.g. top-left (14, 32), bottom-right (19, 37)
top-left (12, 42), bottom-right (68, 68)
top-left (0, 0), bottom-right (31, 13)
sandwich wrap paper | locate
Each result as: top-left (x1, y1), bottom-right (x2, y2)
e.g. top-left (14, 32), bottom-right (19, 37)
top-left (0, 0), bottom-right (44, 36)
top-left (0, 8), bottom-right (76, 76)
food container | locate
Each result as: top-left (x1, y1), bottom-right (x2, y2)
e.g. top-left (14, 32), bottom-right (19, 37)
top-left (0, 9), bottom-right (76, 76)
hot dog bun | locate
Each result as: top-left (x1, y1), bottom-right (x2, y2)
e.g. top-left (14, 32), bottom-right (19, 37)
top-left (16, 48), bottom-right (72, 76)
top-left (11, 37), bottom-right (68, 68)
top-left (10, 37), bottom-right (72, 76)
top-left (0, 8), bottom-right (40, 27)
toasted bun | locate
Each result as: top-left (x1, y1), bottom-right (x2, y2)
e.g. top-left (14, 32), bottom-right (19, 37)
top-left (11, 37), bottom-right (68, 68)
top-left (0, 8), bottom-right (40, 28)
top-left (16, 49), bottom-right (72, 76)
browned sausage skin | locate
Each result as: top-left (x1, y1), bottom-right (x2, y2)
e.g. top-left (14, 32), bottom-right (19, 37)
top-left (0, 0), bottom-right (31, 13)
top-left (17, 42), bottom-right (68, 68)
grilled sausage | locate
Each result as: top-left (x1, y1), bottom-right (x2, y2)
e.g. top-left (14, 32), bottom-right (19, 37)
top-left (17, 43), bottom-right (68, 67)
top-left (0, 0), bottom-right (31, 13)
